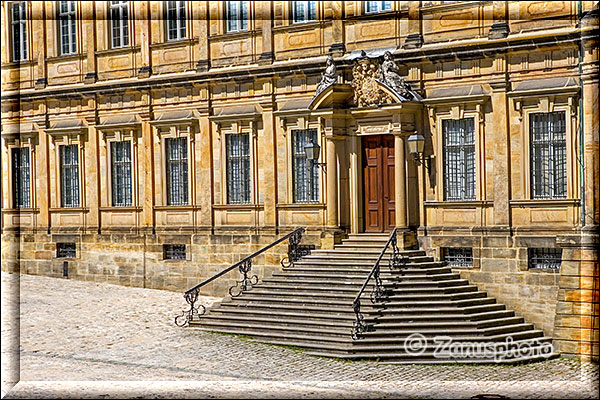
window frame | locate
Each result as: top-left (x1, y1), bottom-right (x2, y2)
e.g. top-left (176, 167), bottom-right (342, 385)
top-left (225, 1), bottom-right (249, 33)
top-left (291, 128), bottom-right (320, 204)
top-left (56, 242), bottom-right (77, 258)
top-left (164, 0), bottom-right (186, 41)
top-left (443, 247), bottom-right (474, 268)
top-left (441, 117), bottom-right (476, 201)
top-left (529, 111), bottom-right (567, 200)
top-left (10, 2), bottom-right (28, 62)
top-left (165, 136), bottom-right (189, 206)
top-left (11, 146), bottom-right (32, 209)
top-left (226, 132), bottom-right (252, 205)
top-left (291, 1), bottom-right (317, 23)
top-left (163, 244), bottom-right (187, 260)
top-left (59, 143), bottom-right (81, 208)
top-left (365, 1), bottom-right (392, 14)
top-left (57, 0), bottom-right (77, 56)
top-left (528, 248), bottom-right (562, 271)
top-left (109, 0), bottom-right (130, 49)
top-left (110, 139), bottom-right (134, 207)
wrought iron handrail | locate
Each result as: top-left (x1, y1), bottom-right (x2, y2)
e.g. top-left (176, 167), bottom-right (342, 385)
top-left (175, 227), bottom-right (308, 327)
top-left (351, 228), bottom-right (407, 340)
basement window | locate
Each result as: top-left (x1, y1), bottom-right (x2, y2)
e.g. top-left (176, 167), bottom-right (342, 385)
top-left (56, 243), bottom-right (76, 258)
top-left (444, 247), bottom-right (473, 268)
top-left (164, 244), bottom-right (186, 260)
top-left (528, 248), bottom-right (562, 271)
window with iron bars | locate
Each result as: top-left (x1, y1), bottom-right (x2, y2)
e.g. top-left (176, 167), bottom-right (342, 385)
top-left (109, 1), bottom-right (129, 48)
top-left (165, 1), bottom-right (186, 41)
top-left (11, 2), bottom-right (27, 62)
top-left (166, 137), bottom-right (188, 206)
top-left (57, 242), bottom-right (76, 258)
top-left (111, 140), bottom-right (133, 207)
top-left (58, 1), bottom-right (77, 55)
top-left (443, 118), bottom-right (476, 201)
top-left (365, 1), bottom-right (391, 13)
top-left (163, 244), bottom-right (186, 260)
top-left (443, 247), bottom-right (473, 268)
top-left (12, 147), bottom-right (31, 208)
top-left (292, 129), bottom-right (319, 203)
top-left (60, 144), bottom-right (80, 208)
top-left (292, 1), bottom-right (316, 23)
top-left (226, 1), bottom-right (248, 32)
top-left (226, 133), bottom-right (251, 204)
top-left (528, 248), bottom-right (562, 271)
top-left (530, 112), bottom-right (567, 200)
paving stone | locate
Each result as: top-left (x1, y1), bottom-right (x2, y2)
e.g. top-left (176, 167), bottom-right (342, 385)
top-left (1, 272), bottom-right (598, 399)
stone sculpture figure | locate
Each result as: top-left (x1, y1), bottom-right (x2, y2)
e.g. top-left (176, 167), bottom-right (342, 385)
top-left (314, 55), bottom-right (337, 96)
top-left (378, 51), bottom-right (415, 100)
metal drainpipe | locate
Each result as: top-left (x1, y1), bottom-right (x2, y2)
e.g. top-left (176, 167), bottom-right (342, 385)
top-left (578, 0), bottom-right (586, 227)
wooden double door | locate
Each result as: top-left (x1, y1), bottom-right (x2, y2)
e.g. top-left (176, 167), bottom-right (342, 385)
top-left (362, 135), bottom-right (395, 233)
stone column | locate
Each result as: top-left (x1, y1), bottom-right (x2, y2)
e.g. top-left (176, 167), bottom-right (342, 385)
top-left (394, 133), bottom-right (407, 229)
top-left (32, 2), bottom-right (47, 88)
top-left (84, 110), bottom-right (99, 233)
top-left (197, 99), bottom-right (213, 231)
top-left (326, 137), bottom-right (338, 228)
top-left (140, 110), bottom-right (154, 231)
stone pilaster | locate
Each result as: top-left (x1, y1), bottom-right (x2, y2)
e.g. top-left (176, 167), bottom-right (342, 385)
top-left (83, 2), bottom-right (97, 83)
top-left (325, 136), bottom-right (338, 229)
top-left (137, 1), bottom-right (152, 78)
top-left (32, 2), bottom-right (47, 89)
top-left (84, 109), bottom-right (99, 233)
top-left (328, 1), bottom-right (345, 56)
top-left (259, 96), bottom-right (277, 230)
top-left (490, 79), bottom-right (510, 227)
top-left (193, 1), bottom-right (210, 72)
top-left (403, 1), bottom-right (423, 49)
top-left (139, 109), bottom-right (154, 231)
top-left (394, 133), bottom-right (407, 229)
top-left (258, 2), bottom-right (275, 65)
top-left (488, 0), bottom-right (509, 39)
top-left (196, 93), bottom-right (213, 231)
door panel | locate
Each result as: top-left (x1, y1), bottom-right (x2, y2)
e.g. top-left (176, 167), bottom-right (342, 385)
top-left (363, 135), bottom-right (395, 233)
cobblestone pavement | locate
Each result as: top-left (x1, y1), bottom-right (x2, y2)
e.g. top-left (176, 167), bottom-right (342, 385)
top-left (2, 272), bottom-right (598, 399)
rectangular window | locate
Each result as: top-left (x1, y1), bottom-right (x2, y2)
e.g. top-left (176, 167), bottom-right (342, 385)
top-left (58, 1), bottom-right (77, 55)
top-left (443, 118), bottom-right (475, 201)
top-left (365, 1), bottom-right (391, 13)
top-left (60, 144), bottom-right (80, 208)
top-left (292, 129), bottom-right (319, 203)
top-left (528, 248), bottom-right (562, 271)
top-left (166, 137), bottom-right (188, 205)
top-left (444, 247), bottom-right (473, 268)
top-left (109, 1), bottom-right (129, 48)
top-left (530, 112), bottom-right (567, 199)
top-left (57, 242), bottom-right (76, 258)
top-left (226, 133), bottom-right (251, 204)
top-left (292, 1), bottom-right (316, 23)
top-left (11, 2), bottom-right (27, 61)
top-left (12, 147), bottom-right (31, 208)
top-left (163, 244), bottom-right (186, 260)
top-left (165, 0), bottom-right (186, 41)
top-left (111, 140), bottom-right (133, 207)
top-left (226, 1), bottom-right (248, 32)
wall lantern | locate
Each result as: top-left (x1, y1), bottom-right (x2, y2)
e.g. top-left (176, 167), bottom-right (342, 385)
top-left (304, 139), bottom-right (327, 173)
top-left (407, 132), bottom-right (430, 171)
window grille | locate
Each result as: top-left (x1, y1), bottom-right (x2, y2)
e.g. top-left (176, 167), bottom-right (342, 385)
top-left (57, 243), bottom-right (76, 258)
top-left (292, 1), bottom-right (316, 23)
top-left (365, 1), bottom-right (391, 13)
top-left (443, 118), bottom-right (476, 201)
top-left (226, 133), bottom-right (251, 204)
top-left (226, 1), bottom-right (248, 32)
top-left (60, 144), bottom-right (80, 208)
top-left (109, 1), bottom-right (129, 48)
top-left (530, 112), bottom-right (567, 199)
top-left (111, 140), bottom-right (133, 207)
top-left (165, 1), bottom-right (186, 41)
top-left (292, 129), bottom-right (319, 203)
top-left (444, 247), bottom-right (473, 268)
top-left (11, 2), bottom-right (27, 61)
top-left (166, 137), bottom-right (188, 206)
top-left (528, 248), bottom-right (562, 270)
top-left (164, 244), bottom-right (186, 260)
top-left (12, 147), bottom-right (31, 208)
top-left (58, 1), bottom-right (77, 55)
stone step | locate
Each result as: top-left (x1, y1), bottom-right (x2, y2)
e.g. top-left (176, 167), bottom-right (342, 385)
top-left (258, 280), bottom-right (478, 293)
top-left (267, 276), bottom-right (470, 288)
top-left (311, 249), bottom-right (426, 257)
top-left (303, 254), bottom-right (434, 262)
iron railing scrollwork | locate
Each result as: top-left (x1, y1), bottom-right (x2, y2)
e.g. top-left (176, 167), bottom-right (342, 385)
top-left (352, 228), bottom-right (407, 340)
top-left (175, 227), bottom-right (308, 327)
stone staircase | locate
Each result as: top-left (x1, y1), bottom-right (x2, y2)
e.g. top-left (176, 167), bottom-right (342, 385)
top-left (189, 233), bottom-right (557, 364)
